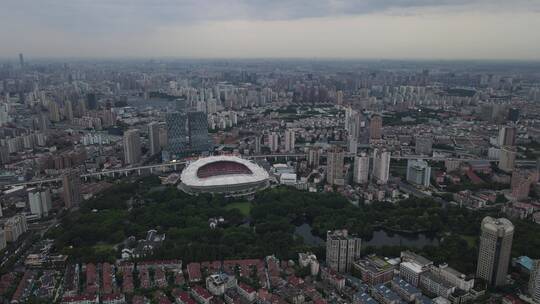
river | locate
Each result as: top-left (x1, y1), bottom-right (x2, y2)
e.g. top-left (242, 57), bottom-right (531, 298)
top-left (294, 223), bottom-right (439, 248)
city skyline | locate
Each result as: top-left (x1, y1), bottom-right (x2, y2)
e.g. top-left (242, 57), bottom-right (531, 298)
top-left (1, 0), bottom-right (540, 60)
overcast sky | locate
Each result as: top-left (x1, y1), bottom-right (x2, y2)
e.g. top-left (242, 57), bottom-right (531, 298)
top-left (1, 0), bottom-right (540, 60)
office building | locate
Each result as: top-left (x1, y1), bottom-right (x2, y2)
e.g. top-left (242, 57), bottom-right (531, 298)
top-left (353, 153), bottom-right (370, 184)
top-left (284, 129), bottom-right (295, 152)
top-left (476, 217), bottom-right (514, 286)
top-left (369, 114), bottom-right (383, 140)
top-left (123, 129), bottom-right (142, 165)
top-left (62, 170), bottom-right (82, 209)
top-left (86, 93), bottom-right (97, 110)
top-left (327, 146), bottom-right (344, 186)
top-left (148, 122), bottom-right (161, 156)
top-left (406, 159), bottom-right (431, 187)
top-left (400, 251), bottom-right (433, 287)
top-left (415, 137), bottom-right (433, 156)
top-left (254, 134), bottom-right (262, 154)
top-left (188, 111), bottom-right (211, 152)
top-left (28, 188), bottom-right (52, 218)
top-left (19, 53), bottom-right (24, 68)
top-left (508, 108), bottom-right (520, 122)
top-left (352, 255), bottom-right (394, 286)
top-left (372, 149), bottom-right (390, 184)
top-left (499, 146), bottom-right (516, 172)
top-left (268, 132), bottom-right (279, 153)
top-left (166, 111), bottom-right (188, 159)
top-left (529, 260), bottom-right (540, 303)
top-left (498, 126), bottom-right (516, 147)
top-left (326, 229), bottom-right (361, 273)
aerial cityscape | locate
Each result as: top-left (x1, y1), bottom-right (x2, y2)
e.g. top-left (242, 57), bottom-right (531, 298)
top-left (1, 1), bottom-right (540, 304)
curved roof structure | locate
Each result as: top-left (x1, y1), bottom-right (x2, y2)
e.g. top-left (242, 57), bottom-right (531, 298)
top-left (180, 155), bottom-right (269, 190)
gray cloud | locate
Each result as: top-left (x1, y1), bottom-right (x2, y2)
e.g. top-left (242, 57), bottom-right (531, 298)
top-left (1, 0), bottom-right (539, 59)
top-left (2, 0), bottom-right (539, 34)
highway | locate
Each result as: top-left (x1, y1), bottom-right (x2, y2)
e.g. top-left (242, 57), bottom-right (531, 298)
top-left (2, 152), bottom-right (537, 188)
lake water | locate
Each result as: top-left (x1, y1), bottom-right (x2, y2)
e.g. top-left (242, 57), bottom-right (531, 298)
top-left (294, 223), bottom-right (439, 248)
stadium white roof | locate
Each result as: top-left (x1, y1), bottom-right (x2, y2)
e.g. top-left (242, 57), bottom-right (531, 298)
top-left (180, 155), bottom-right (269, 188)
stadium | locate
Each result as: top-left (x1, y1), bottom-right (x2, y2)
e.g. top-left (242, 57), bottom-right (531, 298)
top-left (179, 155), bottom-right (270, 197)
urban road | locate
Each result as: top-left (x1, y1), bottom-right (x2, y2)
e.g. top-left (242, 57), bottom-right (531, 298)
top-left (2, 153), bottom-right (537, 188)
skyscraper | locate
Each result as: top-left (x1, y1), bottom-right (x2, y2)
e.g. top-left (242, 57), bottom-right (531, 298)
top-left (19, 53), bottom-right (24, 68)
top-left (188, 111), bottom-right (211, 152)
top-left (476, 217), bottom-right (514, 286)
top-left (529, 260), bottom-right (540, 303)
top-left (353, 153), bottom-right (370, 184)
top-left (327, 146), bottom-right (344, 186)
top-left (148, 122), bottom-right (161, 156)
top-left (284, 129), bottom-right (295, 153)
top-left (123, 129), bottom-right (142, 165)
top-left (406, 159), bottom-right (431, 187)
top-left (326, 229), bottom-right (362, 273)
top-left (369, 114), bottom-right (383, 140)
top-left (62, 170), bottom-right (82, 209)
top-left (372, 148), bottom-right (390, 184)
top-left (166, 111), bottom-right (188, 159)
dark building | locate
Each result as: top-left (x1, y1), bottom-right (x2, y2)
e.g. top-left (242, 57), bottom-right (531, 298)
top-left (508, 108), bottom-right (520, 122)
top-left (188, 111), bottom-right (211, 152)
top-left (86, 93), bottom-right (97, 110)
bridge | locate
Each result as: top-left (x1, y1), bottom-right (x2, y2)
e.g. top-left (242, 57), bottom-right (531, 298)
top-left (2, 153), bottom-right (536, 188)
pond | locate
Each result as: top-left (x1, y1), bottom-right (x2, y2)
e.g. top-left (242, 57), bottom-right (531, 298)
top-left (294, 223), bottom-right (439, 248)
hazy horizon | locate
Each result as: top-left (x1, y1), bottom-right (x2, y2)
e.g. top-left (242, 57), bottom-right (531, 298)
top-left (2, 0), bottom-right (540, 60)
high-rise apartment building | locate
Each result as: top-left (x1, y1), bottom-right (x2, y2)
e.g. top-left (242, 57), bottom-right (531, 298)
top-left (529, 260), bottom-right (540, 304)
top-left (268, 132), bottom-right (279, 152)
top-left (327, 146), bottom-right (344, 186)
top-left (369, 114), bottom-right (383, 140)
top-left (406, 159), bottom-right (431, 187)
top-left (372, 149), bottom-right (390, 184)
top-left (348, 135), bottom-right (358, 154)
top-left (28, 188), bottom-right (52, 218)
top-left (4, 215), bottom-right (28, 242)
top-left (123, 129), bottom-right (142, 165)
top-left (308, 147), bottom-right (320, 168)
top-left (353, 153), bottom-right (370, 184)
top-left (476, 217), bottom-right (514, 286)
top-left (336, 90), bottom-right (343, 106)
top-left (498, 126), bottom-right (516, 147)
top-left (148, 122), bottom-right (161, 156)
top-left (254, 134), bottom-right (262, 154)
top-left (284, 129), bottom-right (295, 153)
top-left (62, 170), bottom-right (82, 209)
top-left (415, 137), bottom-right (433, 156)
top-left (511, 169), bottom-right (533, 201)
top-left (499, 146), bottom-right (516, 172)
top-left (326, 229), bottom-right (361, 273)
